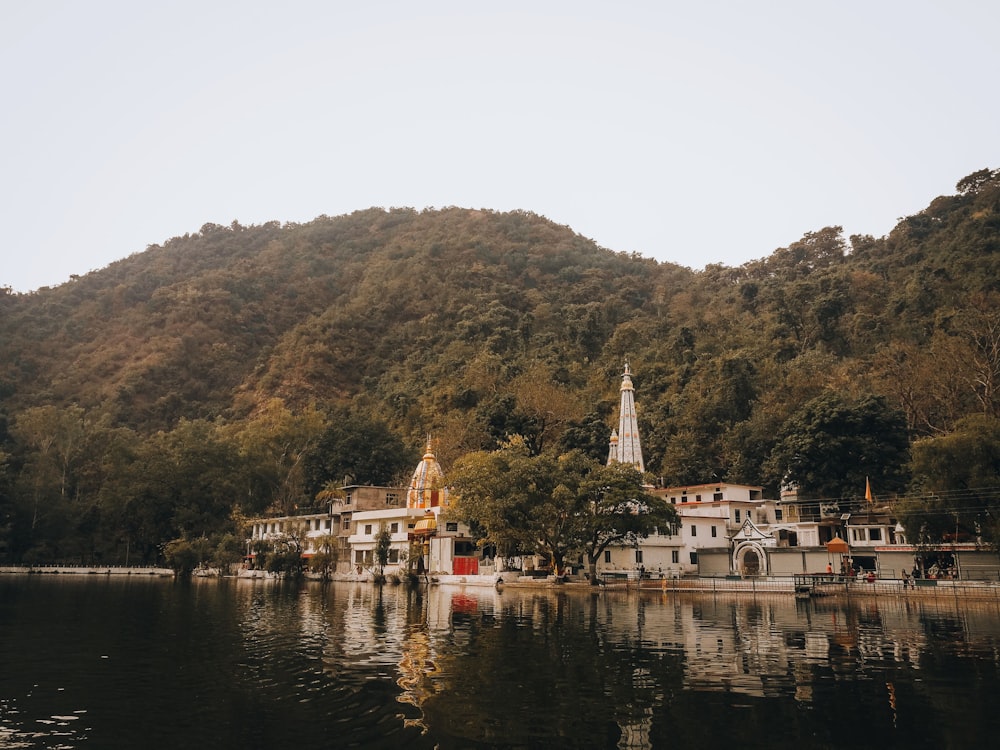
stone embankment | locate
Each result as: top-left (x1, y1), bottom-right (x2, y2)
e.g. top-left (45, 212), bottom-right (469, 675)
top-left (0, 565), bottom-right (173, 576)
top-left (415, 573), bottom-right (1000, 600)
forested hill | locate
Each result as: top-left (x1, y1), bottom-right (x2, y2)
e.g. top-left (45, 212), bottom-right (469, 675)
top-left (0, 207), bottom-right (690, 438)
top-left (0, 169), bottom-right (999, 564)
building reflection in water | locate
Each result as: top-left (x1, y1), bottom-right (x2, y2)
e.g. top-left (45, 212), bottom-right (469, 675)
top-left (231, 579), bottom-right (1000, 749)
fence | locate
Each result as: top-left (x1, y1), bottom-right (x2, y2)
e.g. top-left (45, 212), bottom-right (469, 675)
top-left (638, 572), bottom-right (1000, 601)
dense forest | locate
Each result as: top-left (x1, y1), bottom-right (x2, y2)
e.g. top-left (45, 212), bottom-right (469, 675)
top-left (1, 168), bottom-right (999, 566)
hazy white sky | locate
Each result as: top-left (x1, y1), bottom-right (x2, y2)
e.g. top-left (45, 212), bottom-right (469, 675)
top-left (2, 1), bottom-right (997, 292)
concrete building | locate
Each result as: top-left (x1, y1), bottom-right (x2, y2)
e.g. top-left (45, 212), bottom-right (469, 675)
top-left (247, 484), bottom-right (405, 572)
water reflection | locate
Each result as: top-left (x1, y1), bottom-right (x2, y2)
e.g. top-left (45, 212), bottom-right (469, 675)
top-left (3, 577), bottom-right (1000, 749)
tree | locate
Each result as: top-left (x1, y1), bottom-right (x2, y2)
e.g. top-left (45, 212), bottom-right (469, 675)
top-left (449, 440), bottom-right (677, 580)
top-left (764, 392), bottom-right (910, 500)
top-left (264, 520), bottom-right (307, 579)
top-left (163, 537), bottom-right (212, 576)
top-left (302, 409), bottom-right (414, 494)
top-left (958, 294), bottom-right (1000, 420)
top-left (373, 524), bottom-right (392, 582)
top-left (309, 533), bottom-right (340, 580)
top-left (447, 438), bottom-right (542, 569)
top-left (507, 362), bottom-right (585, 454)
top-left (558, 409), bottom-right (613, 462)
top-left (230, 399), bottom-right (327, 515)
top-left (905, 415), bottom-right (1000, 547)
top-left (956, 167), bottom-right (999, 195)
top-left (575, 460), bottom-right (678, 584)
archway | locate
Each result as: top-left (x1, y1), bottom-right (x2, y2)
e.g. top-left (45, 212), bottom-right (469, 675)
top-left (733, 541), bottom-right (769, 576)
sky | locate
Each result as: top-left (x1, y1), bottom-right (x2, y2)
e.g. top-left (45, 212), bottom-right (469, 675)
top-left (2, 1), bottom-right (998, 292)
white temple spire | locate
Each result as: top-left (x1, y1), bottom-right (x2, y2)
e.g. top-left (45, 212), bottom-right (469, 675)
top-left (608, 362), bottom-right (645, 473)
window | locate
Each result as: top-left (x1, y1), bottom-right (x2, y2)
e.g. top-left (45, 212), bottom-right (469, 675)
top-left (775, 508), bottom-right (783, 521)
top-left (869, 528), bottom-right (882, 541)
top-left (695, 494), bottom-right (702, 502)
top-left (735, 510), bottom-right (741, 523)
top-left (689, 552), bottom-right (698, 564)
top-left (355, 550), bottom-right (364, 563)
top-left (385, 493), bottom-right (398, 505)
top-left (390, 522), bottom-right (399, 534)
top-left (455, 540), bottom-right (476, 556)
top-left (325, 520), bottom-right (332, 530)
top-left (671, 550), bottom-right (679, 563)
top-left (342, 515), bottom-right (351, 530)
top-left (711, 526), bottom-right (717, 538)
top-left (604, 550), bottom-right (612, 563)
top-left (713, 492), bottom-right (723, 501)
top-left (364, 524), bottom-right (372, 535)
top-left (635, 550), bottom-right (644, 563)
top-left (345, 493), bottom-right (352, 505)
top-left (691, 525), bottom-right (697, 537)
top-left (445, 522), bottom-right (458, 532)
top-left (671, 497), bottom-right (677, 504)
top-left (681, 495), bottom-right (688, 503)
top-left (388, 549), bottom-right (399, 564)
top-left (852, 528), bottom-right (865, 542)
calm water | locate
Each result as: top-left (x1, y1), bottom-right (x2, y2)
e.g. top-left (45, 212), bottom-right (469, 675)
top-left (2, 576), bottom-right (1000, 749)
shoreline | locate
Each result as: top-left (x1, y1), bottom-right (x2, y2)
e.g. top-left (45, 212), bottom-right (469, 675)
top-left (0, 565), bottom-right (173, 577)
top-left (6, 566), bottom-right (1000, 600)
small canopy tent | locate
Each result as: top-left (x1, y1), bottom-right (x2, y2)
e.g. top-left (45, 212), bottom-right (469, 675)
top-left (826, 536), bottom-right (849, 554)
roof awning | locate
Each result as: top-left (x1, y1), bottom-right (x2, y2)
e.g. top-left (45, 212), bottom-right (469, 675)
top-left (410, 514), bottom-right (437, 537)
top-left (826, 536), bottom-right (849, 553)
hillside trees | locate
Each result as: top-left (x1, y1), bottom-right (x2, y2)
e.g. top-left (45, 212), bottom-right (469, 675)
top-left (762, 392), bottom-right (910, 500)
top-left (6, 405), bottom-right (140, 562)
top-left (302, 408), bottom-right (416, 494)
top-left (0, 177), bottom-right (999, 564)
top-left (227, 399), bottom-right (326, 515)
top-left (124, 419), bottom-right (243, 564)
top-left (905, 415), bottom-right (1000, 546)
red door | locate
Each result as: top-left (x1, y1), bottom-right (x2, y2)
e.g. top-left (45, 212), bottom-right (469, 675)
top-left (452, 557), bottom-right (479, 575)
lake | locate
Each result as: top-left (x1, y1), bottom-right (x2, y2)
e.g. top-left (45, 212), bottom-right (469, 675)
top-left (2, 575), bottom-right (999, 749)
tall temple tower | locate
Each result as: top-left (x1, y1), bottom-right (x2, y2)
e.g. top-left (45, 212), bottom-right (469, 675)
top-left (607, 362), bottom-right (645, 473)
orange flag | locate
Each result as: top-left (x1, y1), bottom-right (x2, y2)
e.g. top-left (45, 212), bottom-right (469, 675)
top-left (865, 477), bottom-right (873, 502)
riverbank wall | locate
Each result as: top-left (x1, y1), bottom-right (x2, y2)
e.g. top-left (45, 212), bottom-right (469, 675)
top-left (0, 565), bottom-right (173, 577)
top-left (425, 572), bottom-right (1000, 601)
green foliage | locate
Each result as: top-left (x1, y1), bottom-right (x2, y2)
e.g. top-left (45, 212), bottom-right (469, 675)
top-left (574, 460), bottom-right (678, 582)
top-left (1, 173), bottom-right (999, 562)
top-left (163, 537), bottom-right (211, 576)
top-left (449, 440), bottom-right (676, 577)
top-left (904, 415), bottom-right (1000, 546)
top-left (447, 438), bottom-right (544, 565)
top-left (764, 392), bottom-right (910, 499)
top-left (373, 524), bottom-right (392, 579)
top-left (303, 408), bottom-right (416, 492)
top-left (263, 528), bottom-right (306, 579)
top-left (308, 533), bottom-right (339, 580)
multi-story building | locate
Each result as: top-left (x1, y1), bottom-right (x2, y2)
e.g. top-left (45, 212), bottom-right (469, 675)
top-left (246, 484), bottom-right (405, 572)
top-left (247, 438), bottom-right (484, 578)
